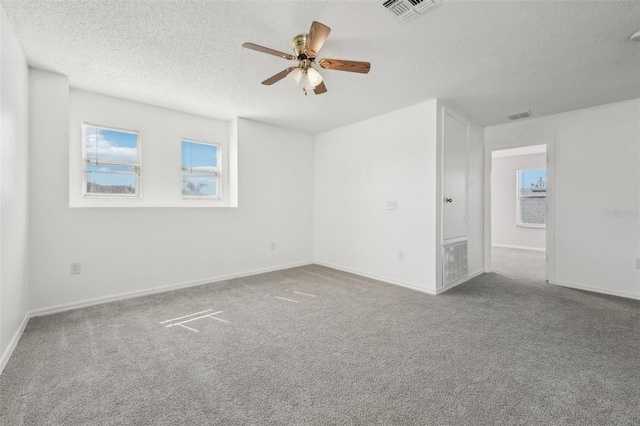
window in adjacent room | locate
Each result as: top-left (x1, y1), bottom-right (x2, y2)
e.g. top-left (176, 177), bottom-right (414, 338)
top-left (517, 168), bottom-right (546, 228)
top-left (82, 123), bottom-right (141, 197)
top-left (181, 139), bottom-right (221, 199)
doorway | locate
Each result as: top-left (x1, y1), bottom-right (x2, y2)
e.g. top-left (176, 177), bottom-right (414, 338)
top-left (485, 143), bottom-right (554, 283)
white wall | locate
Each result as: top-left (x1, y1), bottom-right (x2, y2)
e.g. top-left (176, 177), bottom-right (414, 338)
top-left (29, 69), bottom-right (314, 312)
top-left (491, 153), bottom-right (546, 250)
top-left (314, 101), bottom-right (439, 292)
top-left (69, 89), bottom-right (236, 208)
top-left (486, 99), bottom-right (640, 299)
top-left (314, 100), bottom-right (484, 294)
top-left (0, 6), bottom-right (29, 367)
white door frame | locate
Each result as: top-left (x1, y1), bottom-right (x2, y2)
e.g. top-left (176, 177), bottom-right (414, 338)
top-left (483, 138), bottom-right (555, 283)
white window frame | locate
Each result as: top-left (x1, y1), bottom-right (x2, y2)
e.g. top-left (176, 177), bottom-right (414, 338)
top-left (181, 139), bottom-right (222, 200)
top-left (516, 168), bottom-right (546, 229)
top-left (82, 122), bottom-right (141, 198)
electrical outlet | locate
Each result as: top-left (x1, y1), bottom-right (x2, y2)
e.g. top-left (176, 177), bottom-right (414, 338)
top-left (270, 242), bottom-right (276, 251)
top-left (398, 250), bottom-right (404, 260)
top-left (70, 261), bottom-right (81, 275)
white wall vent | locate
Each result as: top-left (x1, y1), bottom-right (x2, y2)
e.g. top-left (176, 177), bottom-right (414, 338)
top-left (442, 241), bottom-right (468, 287)
top-left (378, 0), bottom-right (440, 23)
top-left (507, 110), bottom-right (533, 121)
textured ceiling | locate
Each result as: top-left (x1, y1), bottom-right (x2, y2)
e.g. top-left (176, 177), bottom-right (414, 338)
top-left (2, 0), bottom-right (639, 134)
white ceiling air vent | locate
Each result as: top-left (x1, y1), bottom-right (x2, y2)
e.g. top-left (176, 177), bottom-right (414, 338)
top-left (507, 110), bottom-right (533, 121)
top-left (378, 0), bottom-right (440, 23)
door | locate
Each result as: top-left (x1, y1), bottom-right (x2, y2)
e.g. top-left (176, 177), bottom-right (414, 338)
top-left (443, 111), bottom-right (468, 241)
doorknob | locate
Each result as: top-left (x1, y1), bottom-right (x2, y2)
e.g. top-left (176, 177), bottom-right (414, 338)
top-left (445, 198), bottom-right (453, 203)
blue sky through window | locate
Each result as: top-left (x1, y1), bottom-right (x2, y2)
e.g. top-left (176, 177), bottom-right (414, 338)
top-left (181, 141), bottom-right (218, 197)
top-left (181, 141), bottom-right (217, 169)
top-left (85, 126), bottom-right (138, 163)
top-left (519, 168), bottom-right (546, 190)
top-left (87, 163), bottom-right (137, 187)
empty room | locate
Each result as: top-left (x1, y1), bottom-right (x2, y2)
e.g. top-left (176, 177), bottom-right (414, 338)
top-left (1, 1), bottom-right (639, 424)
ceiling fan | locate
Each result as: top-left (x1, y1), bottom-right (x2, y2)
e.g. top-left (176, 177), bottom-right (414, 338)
top-left (242, 21), bottom-right (371, 95)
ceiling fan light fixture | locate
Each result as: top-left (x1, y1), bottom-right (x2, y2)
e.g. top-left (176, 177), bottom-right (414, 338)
top-left (306, 67), bottom-right (323, 87)
top-left (289, 68), bottom-right (303, 85)
top-left (301, 72), bottom-right (314, 96)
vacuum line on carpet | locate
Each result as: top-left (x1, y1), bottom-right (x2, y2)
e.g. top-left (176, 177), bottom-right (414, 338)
top-left (208, 315), bottom-right (230, 324)
top-left (176, 324), bottom-right (200, 333)
top-left (159, 309), bottom-right (215, 324)
top-left (274, 296), bottom-right (299, 303)
top-left (165, 312), bottom-right (223, 327)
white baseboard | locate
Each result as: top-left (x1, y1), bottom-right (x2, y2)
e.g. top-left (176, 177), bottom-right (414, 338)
top-left (3, 262), bottom-right (312, 375)
top-left (550, 280), bottom-right (640, 301)
top-left (5, 260), bottom-right (435, 374)
top-left (30, 261), bottom-right (313, 318)
top-left (492, 243), bottom-right (546, 252)
top-left (0, 312), bottom-right (30, 375)
top-left (436, 269), bottom-right (485, 295)
top-left (7, 263), bottom-right (636, 377)
top-left (313, 261), bottom-right (437, 295)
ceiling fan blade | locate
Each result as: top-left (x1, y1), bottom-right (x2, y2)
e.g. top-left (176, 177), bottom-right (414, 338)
top-left (318, 59), bottom-right (371, 74)
top-left (313, 81), bottom-right (327, 95)
top-left (304, 21), bottom-right (331, 57)
top-left (261, 67), bottom-right (297, 85)
top-left (242, 42), bottom-right (296, 60)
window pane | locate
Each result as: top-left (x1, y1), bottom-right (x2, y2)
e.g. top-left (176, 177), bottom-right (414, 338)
top-left (84, 125), bottom-right (139, 163)
top-left (86, 162), bottom-right (138, 195)
top-left (520, 197), bottom-right (546, 225)
top-left (83, 124), bottom-right (140, 197)
top-left (518, 168), bottom-right (546, 197)
top-left (181, 140), bottom-right (219, 198)
top-left (517, 168), bottom-right (547, 227)
top-left (182, 141), bottom-right (217, 169)
top-left (181, 171), bottom-right (217, 197)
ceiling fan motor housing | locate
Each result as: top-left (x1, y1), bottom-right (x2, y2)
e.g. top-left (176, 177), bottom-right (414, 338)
top-left (293, 34), bottom-right (311, 59)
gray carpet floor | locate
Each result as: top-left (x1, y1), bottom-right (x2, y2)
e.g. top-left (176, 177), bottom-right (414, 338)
top-left (1, 258), bottom-right (639, 425)
top-left (491, 246), bottom-right (546, 282)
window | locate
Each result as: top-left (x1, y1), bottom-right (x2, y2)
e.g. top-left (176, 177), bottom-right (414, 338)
top-left (82, 123), bottom-right (141, 197)
top-left (517, 168), bottom-right (546, 228)
top-left (181, 140), bottom-right (221, 199)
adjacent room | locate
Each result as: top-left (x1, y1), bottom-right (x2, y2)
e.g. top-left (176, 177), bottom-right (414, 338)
top-left (1, 1), bottom-right (639, 424)
top-left (490, 144), bottom-right (547, 281)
